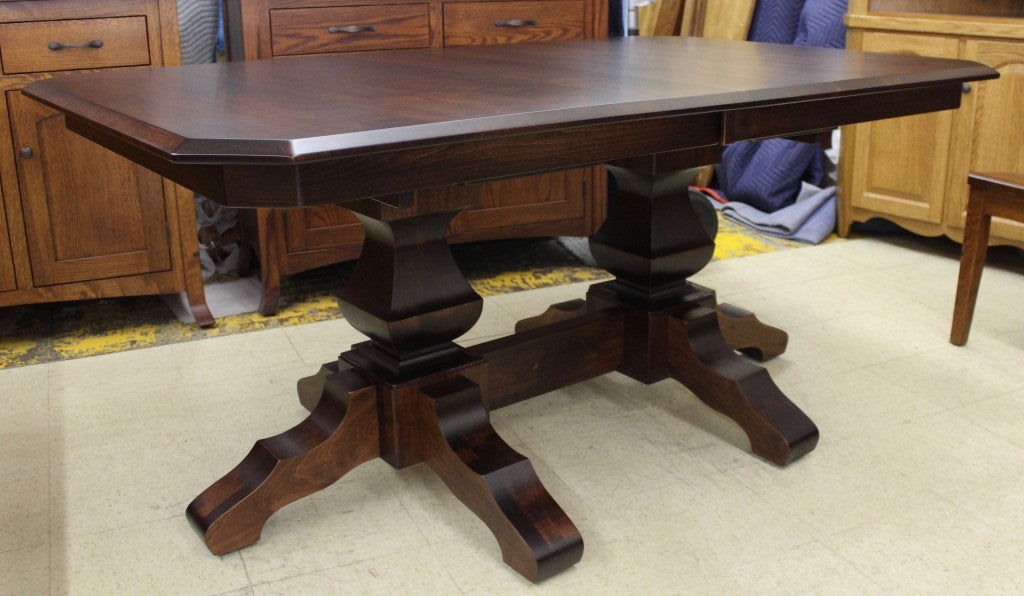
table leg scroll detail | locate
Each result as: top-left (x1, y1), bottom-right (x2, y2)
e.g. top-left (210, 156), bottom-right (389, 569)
top-left (418, 376), bottom-right (583, 582)
top-left (665, 306), bottom-right (818, 466)
top-left (187, 368), bottom-right (379, 555)
top-left (716, 302), bottom-right (789, 361)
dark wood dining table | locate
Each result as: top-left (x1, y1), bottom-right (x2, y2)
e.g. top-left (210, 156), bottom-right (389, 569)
top-left (25, 36), bottom-right (996, 582)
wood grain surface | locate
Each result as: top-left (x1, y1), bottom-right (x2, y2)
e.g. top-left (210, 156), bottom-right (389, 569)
top-left (25, 37), bottom-right (996, 164)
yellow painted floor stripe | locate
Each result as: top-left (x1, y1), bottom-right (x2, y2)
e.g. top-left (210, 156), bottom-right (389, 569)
top-left (0, 214), bottom-right (834, 368)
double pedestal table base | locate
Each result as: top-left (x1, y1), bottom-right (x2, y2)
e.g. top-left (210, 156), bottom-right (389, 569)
top-left (186, 156), bottom-right (819, 582)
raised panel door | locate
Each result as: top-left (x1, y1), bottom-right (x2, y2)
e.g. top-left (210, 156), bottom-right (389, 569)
top-left (449, 170), bottom-right (585, 234)
top-left (948, 38), bottom-right (1024, 242)
top-left (284, 203), bottom-right (363, 253)
top-left (8, 92), bottom-right (172, 286)
top-left (847, 32), bottom-right (960, 225)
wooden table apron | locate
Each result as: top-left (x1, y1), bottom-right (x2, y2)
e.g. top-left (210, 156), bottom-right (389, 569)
top-left (24, 37), bottom-right (996, 582)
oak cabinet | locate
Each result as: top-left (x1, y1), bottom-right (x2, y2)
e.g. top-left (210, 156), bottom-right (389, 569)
top-left (0, 198), bottom-right (14, 292)
top-left (0, 0), bottom-right (211, 325)
top-left (224, 0), bottom-right (609, 314)
top-left (839, 0), bottom-right (1024, 247)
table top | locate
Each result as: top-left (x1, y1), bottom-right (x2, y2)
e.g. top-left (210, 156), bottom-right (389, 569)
top-left (24, 36), bottom-right (997, 207)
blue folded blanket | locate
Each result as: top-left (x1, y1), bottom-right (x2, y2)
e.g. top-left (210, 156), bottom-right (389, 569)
top-left (710, 182), bottom-right (837, 244)
top-left (715, 0), bottom-right (848, 237)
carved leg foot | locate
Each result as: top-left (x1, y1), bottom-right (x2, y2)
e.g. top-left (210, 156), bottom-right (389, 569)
top-left (296, 360), bottom-right (348, 412)
top-left (666, 305), bottom-right (817, 466)
top-left (417, 376), bottom-right (583, 582)
top-left (716, 302), bottom-right (788, 361)
top-left (187, 368), bottom-right (379, 554)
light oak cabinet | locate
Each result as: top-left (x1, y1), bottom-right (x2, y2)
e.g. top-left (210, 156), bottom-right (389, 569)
top-left (839, 0), bottom-right (1024, 246)
top-left (223, 0), bottom-right (609, 314)
top-left (0, 0), bottom-right (212, 325)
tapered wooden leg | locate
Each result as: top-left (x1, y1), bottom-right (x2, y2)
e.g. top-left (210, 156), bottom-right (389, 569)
top-left (418, 376), bottom-right (583, 582)
top-left (666, 305), bottom-right (817, 466)
top-left (951, 192), bottom-right (991, 346)
top-left (255, 208), bottom-right (283, 316)
top-left (187, 368), bottom-right (379, 554)
top-left (716, 302), bottom-right (788, 361)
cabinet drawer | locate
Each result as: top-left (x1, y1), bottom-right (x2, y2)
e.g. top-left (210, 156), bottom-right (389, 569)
top-left (0, 16), bottom-right (150, 75)
top-left (270, 5), bottom-right (430, 56)
top-left (443, 0), bottom-right (584, 46)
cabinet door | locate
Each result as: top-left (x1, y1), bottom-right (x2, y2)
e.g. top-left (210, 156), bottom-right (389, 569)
top-left (0, 197), bottom-right (16, 291)
top-left (8, 92), bottom-right (172, 286)
top-left (284, 204), bottom-right (363, 253)
top-left (847, 32), bottom-right (960, 225)
top-left (947, 39), bottom-right (1024, 241)
top-left (449, 170), bottom-right (586, 234)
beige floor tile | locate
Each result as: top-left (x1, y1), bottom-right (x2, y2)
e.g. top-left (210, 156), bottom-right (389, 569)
top-left (953, 388), bottom-right (1024, 450)
top-left (844, 410), bottom-right (1024, 500)
top-left (958, 472), bottom-right (1024, 540)
top-left (729, 440), bottom-right (944, 540)
top-left (701, 541), bottom-right (881, 595)
top-left (823, 499), bottom-right (1024, 593)
top-left (0, 468), bottom-right (48, 553)
top-left (281, 317), bottom-right (367, 368)
top-left (50, 516), bottom-right (249, 595)
top-left (0, 544), bottom-right (49, 596)
top-left (0, 362), bottom-right (48, 417)
top-left (173, 328), bottom-right (306, 387)
top-left (239, 473), bottom-right (428, 585)
top-left (585, 471), bottom-right (817, 577)
top-left (49, 438), bottom-right (210, 539)
top-left (868, 344), bottom-right (1024, 410)
top-left (0, 408), bottom-right (48, 478)
top-left (251, 545), bottom-right (461, 595)
top-left (47, 343), bottom-right (183, 396)
top-left (784, 369), bottom-right (944, 441)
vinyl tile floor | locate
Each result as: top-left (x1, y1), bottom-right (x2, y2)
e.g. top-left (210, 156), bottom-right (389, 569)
top-left (3, 235), bottom-right (1024, 595)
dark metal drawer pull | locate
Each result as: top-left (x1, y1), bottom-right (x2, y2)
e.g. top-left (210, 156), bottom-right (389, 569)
top-left (328, 25), bottom-right (377, 34)
top-left (48, 39), bottom-right (104, 51)
top-left (495, 19), bottom-right (537, 27)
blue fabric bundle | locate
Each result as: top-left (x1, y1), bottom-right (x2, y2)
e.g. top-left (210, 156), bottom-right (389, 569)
top-left (748, 0), bottom-right (807, 45)
top-left (716, 0), bottom-right (848, 218)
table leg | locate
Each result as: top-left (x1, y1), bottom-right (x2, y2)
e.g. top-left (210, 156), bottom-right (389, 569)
top-left (190, 194), bottom-right (581, 582)
top-left (587, 159), bottom-right (817, 465)
top-left (187, 365), bottom-right (379, 554)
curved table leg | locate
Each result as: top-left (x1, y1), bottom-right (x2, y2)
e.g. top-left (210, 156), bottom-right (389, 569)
top-left (666, 305), bottom-right (818, 466)
top-left (418, 376), bottom-right (583, 582)
top-left (716, 302), bottom-right (788, 361)
top-left (187, 368), bottom-right (379, 555)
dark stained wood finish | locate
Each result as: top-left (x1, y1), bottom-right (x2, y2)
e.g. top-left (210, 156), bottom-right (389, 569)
top-left (666, 307), bottom-right (817, 465)
top-left (226, 0), bottom-right (606, 316)
top-left (950, 172), bottom-right (1024, 345)
top-left (418, 375), bottom-right (582, 581)
top-left (26, 37), bottom-right (999, 580)
top-left (716, 302), bottom-right (789, 362)
top-left (188, 365), bottom-right (380, 554)
top-left (25, 37), bottom-right (995, 181)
